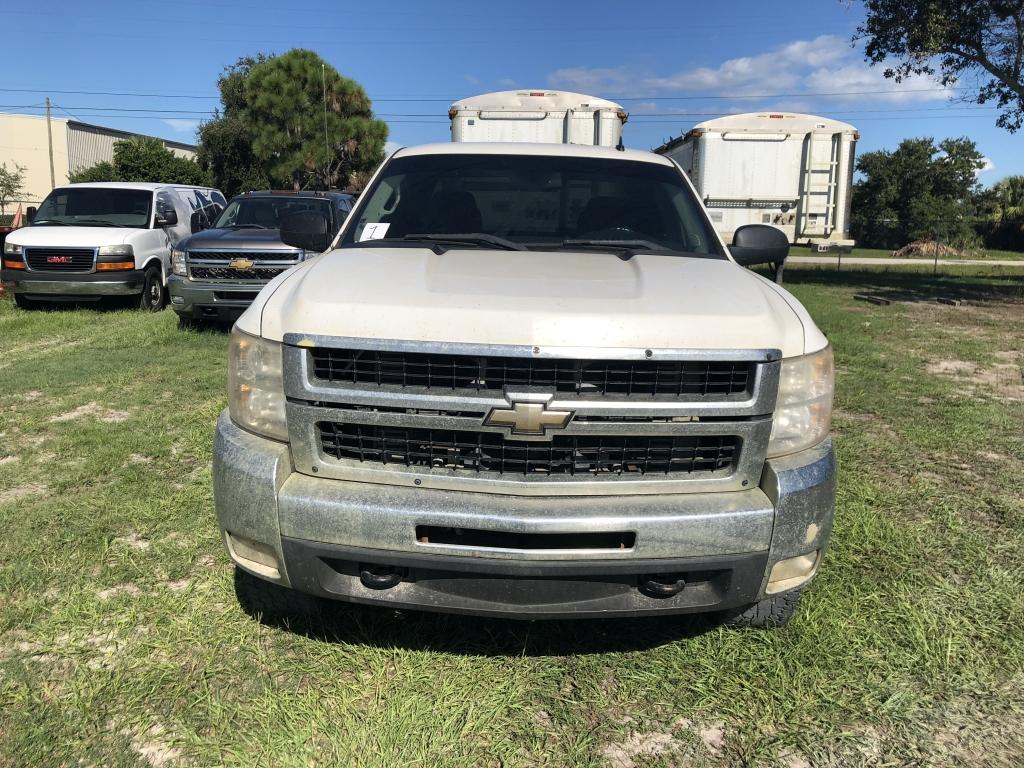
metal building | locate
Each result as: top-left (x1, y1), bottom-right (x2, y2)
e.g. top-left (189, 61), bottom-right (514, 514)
top-left (0, 113), bottom-right (197, 211)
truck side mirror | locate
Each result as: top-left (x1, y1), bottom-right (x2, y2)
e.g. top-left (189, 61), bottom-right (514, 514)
top-left (729, 224), bottom-right (789, 267)
top-left (155, 207), bottom-right (178, 227)
top-left (26, 206), bottom-right (37, 223)
top-left (281, 211), bottom-right (331, 253)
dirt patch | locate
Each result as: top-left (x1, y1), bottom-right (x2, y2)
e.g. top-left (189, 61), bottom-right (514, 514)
top-left (163, 579), bottom-right (190, 592)
top-left (126, 724), bottom-right (181, 768)
top-left (601, 730), bottom-right (680, 768)
top-left (115, 533), bottom-right (150, 551)
top-left (926, 355), bottom-right (1024, 402)
top-left (0, 482), bottom-right (46, 506)
top-left (97, 583), bottom-right (142, 601)
top-left (0, 455), bottom-right (18, 465)
top-left (699, 721), bottom-right (726, 756)
top-left (49, 402), bottom-right (131, 423)
top-left (127, 453), bottom-right (153, 465)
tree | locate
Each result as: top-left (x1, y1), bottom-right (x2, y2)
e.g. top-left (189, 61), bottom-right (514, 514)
top-left (198, 50), bottom-right (388, 193)
top-left (0, 162), bottom-right (27, 216)
top-left (988, 175), bottom-right (1024, 221)
top-left (70, 137), bottom-right (210, 186)
top-left (196, 55), bottom-right (270, 198)
top-left (856, 1), bottom-right (1024, 131)
top-left (851, 136), bottom-right (985, 248)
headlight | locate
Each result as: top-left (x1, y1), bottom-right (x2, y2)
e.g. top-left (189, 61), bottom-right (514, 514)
top-left (767, 345), bottom-right (834, 458)
top-left (227, 328), bottom-right (288, 442)
top-left (3, 241), bottom-right (21, 255)
top-left (98, 244), bottom-right (133, 257)
top-left (171, 248), bottom-right (187, 276)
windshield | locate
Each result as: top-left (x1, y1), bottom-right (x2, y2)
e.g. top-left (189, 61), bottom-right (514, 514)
top-left (214, 196), bottom-right (333, 230)
top-left (341, 153), bottom-right (723, 256)
top-left (33, 187), bottom-right (153, 228)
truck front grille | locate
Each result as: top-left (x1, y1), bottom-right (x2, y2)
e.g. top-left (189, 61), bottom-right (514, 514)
top-left (188, 250), bottom-right (297, 262)
top-left (309, 348), bottom-right (753, 398)
top-left (190, 265), bottom-right (289, 281)
top-left (24, 247), bottom-right (95, 273)
top-left (318, 422), bottom-right (739, 477)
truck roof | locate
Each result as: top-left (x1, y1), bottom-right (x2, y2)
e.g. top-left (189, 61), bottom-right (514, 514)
top-left (690, 112), bottom-right (858, 135)
top-left (393, 142), bottom-right (670, 165)
top-left (54, 182), bottom-right (216, 192)
top-left (450, 90), bottom-right (625, 113)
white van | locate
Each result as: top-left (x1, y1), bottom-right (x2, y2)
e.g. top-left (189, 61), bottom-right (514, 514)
top-left (2, 182), bottom-right (226, 310)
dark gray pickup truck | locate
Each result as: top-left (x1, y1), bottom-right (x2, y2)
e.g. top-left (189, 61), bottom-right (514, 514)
top-left (168, 190), bottom-right (353, 323)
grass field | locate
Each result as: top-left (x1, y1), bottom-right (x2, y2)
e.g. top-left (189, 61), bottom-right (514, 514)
top-left (830, 247), bottom-right (1024, 261)
top-left (1, 268), bottom-right (1023, 767)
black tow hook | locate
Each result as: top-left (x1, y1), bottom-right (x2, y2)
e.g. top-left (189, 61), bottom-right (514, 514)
top-left (640, 575), bottom-right (687, 598)
top-left (359, 566), bottom-right (402, 590)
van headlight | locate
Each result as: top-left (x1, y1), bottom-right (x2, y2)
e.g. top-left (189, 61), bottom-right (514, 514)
top-left (767, 346), bottom-right (834, 458)
top-left (3, 241), bottom-right (22, 255)
top-left (227, 328), bottom-right (288, 442)
top-left (171, 248), bottom-right (187, 276)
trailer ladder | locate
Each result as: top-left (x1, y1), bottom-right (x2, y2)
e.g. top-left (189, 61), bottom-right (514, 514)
top-left (797, 132), bottom-right (841, 241)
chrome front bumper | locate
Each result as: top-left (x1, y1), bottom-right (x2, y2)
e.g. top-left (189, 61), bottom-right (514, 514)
top-left (214, 412), bottom-right (836, 618)
top-left (1, 268), bottom-right (145, 297)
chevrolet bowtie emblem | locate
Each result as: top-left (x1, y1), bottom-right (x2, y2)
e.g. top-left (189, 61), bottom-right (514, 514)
top-left (484, 400), bottom-right (572, 437)
top-left (229, 258), bottom-right (255, 270)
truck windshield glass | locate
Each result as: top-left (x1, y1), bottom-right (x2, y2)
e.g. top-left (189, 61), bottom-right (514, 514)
top-left (33, 188), bottom-right (153, 228)
top-left (215, 197), bottom-right (332, 230)
top-left (342, 154), bottom-right (724, 256)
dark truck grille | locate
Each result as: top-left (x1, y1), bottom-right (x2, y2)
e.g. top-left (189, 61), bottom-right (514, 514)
top-left (310, 349), bottom-right (753, 398)
top-left (190, 265), bottom-right (289, 281)
top-left (319, 422), bottom-right (739, 477)
top-left (24, 247), bottom-right (95, 272)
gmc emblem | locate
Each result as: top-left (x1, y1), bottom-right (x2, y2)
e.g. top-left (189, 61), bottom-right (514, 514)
top-left (46, 255), bottom-right (74, 264)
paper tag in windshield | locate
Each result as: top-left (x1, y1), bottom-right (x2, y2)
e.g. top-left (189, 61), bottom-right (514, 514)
top-left (359, 223), bottom-right (390, 242)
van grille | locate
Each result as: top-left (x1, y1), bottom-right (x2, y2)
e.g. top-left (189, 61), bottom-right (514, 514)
top-left (309, 349), bottom-right (753, 398)
top-left (24, 247), bottom-right (95, 273)
top-left (318, 422), bottom-right (739, 477)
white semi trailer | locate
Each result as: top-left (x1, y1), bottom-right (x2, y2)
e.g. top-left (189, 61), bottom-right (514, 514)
top-left (655, 113), bottom-right (859, 251)
top-left (449, 90), bottom-right (628, 148)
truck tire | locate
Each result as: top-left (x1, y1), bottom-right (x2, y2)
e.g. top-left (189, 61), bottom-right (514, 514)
top-left (14, 294), bottom-right (39, 310)
top-left (139, 266), bottom-right (166, 311)
top-left (719, 587), bottom-right (803, 628)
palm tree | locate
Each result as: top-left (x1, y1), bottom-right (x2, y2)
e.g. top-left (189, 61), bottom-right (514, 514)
top-left (990, 175), bottom-right (1024, 222)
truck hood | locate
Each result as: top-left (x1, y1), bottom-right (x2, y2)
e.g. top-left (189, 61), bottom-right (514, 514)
top-left (7, 225), bottom-right (139, 248)
top-left (245, 247), bottom-right (826, 357)
top-left (180, 227), bottom-right (288, 250)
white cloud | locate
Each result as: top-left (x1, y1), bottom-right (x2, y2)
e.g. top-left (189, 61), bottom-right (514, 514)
top-left (162, 118), bottom-right (199, 134)
top-left (977, 156), bottom-right (995, 174)
top-left (548, 34), bottom-right (951, 106)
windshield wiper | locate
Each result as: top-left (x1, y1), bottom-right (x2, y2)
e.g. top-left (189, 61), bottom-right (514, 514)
top-left (224, 223), bottom-right (270, 230)
top-left (69, 219), bottom-right (132, 228)
top-left (32, 219), bottom-right (70, 226)
top-left (553, 239), bottom-right (672, 261)
top-left (402, 233), bottom-right (527, 252)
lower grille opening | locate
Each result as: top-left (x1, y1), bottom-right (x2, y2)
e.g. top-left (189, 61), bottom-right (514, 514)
top-left (416, 526), bottom-right (636, 551)
top-left (318, 422), bottom-right (739, 477)
top-left (214, 291), bottom-right (259, 302)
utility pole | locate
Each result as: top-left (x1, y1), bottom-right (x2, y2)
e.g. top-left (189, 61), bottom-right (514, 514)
top-left (321, 63), bottom-right (330, 186)
top-left (45, 97), bottom-right (56, 189)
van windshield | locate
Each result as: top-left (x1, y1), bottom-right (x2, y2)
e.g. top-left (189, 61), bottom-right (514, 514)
top-left (341, 153), bottom-right (724, 257)
top-left (214, 197), bottom-right (333, 230)
top-left (33, 187), bottom-right (153, 228)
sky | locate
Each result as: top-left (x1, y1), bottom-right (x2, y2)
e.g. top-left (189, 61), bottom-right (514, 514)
top-left (2, 0), bottom-right (1019, 182)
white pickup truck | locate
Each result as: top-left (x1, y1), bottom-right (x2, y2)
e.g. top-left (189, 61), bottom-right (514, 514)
top-left (214, 142), bottom-right (836, 627)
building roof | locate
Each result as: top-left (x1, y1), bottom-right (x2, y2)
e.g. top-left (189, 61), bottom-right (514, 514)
top-left (393, 141), bottom-right (670, 165)
top-left (450, 90), bottom-right (625, 113)
top-left (0, 112), bottom-right (197, 152)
